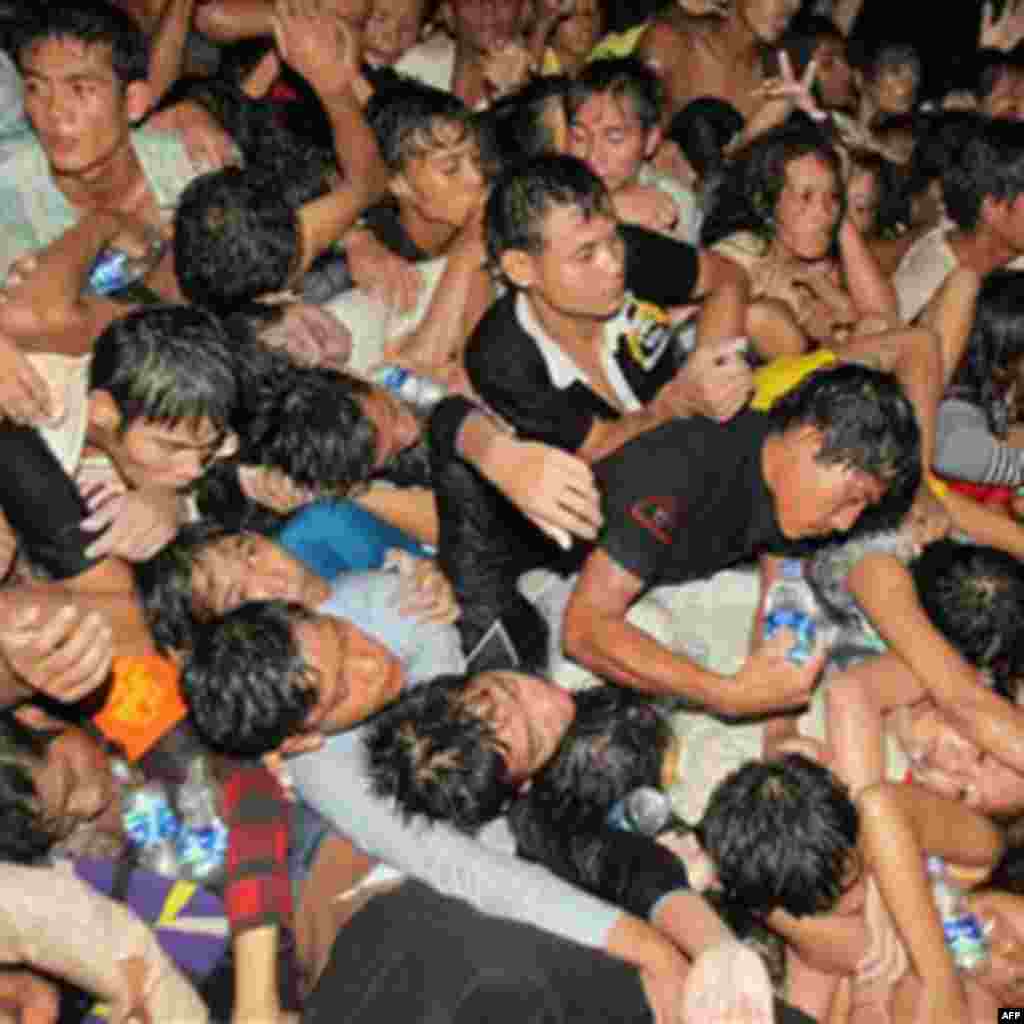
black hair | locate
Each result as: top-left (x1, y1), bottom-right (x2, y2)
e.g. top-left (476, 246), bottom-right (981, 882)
top-left (481, 75), bottom-right (572, 168)
top-left (240, 366), bottom-right (378, 496)
top-left (174, 167), bottom-right (300, 314)
top-left (182, 600), bottom-right (318, 756)
top-left (770, 362), bottom-right (921, 505)
top-left (859, 41), bottom-right (921, 85)
top-left (667, 97), bottom-right (744, 184)
top-left (700, 122), bottom-right (845, 249)
top-left (365, 673), bottom-right (521, 833)
top-left (89, 305), bottom-right (238, 437)
top-left (0, 714), bottom-right (69, 864)
top-left (910, 539), bottom-right (1024, 700)
top-left (946, 268), bottom-right (1024, 434)
top-left (566, 57), bottom-right (663, 134)
top-left (13, 0), bottom-right (149, 88)
top-left (513, 686), bottom-right (669, 830)
top-left (700, 753), bottom-right (859, 918)
top-left (366, 78), bottom-right (477, 174)
top-left (485, 153), bottom-right (612, 273)
top-left (943, 116), bottom-right (1024, 231)
top-left (134, 519), bottom-right (230, 654)
top-left (777, 15), bottom-right (846, 82)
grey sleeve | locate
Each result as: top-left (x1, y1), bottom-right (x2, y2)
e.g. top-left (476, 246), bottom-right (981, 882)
top-left (288, 729), bottom-right (622, 950)
top-left (933, 399), bottom-right (1024, 487)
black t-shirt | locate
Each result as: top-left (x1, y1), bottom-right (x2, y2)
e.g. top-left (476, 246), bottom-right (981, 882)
top-left (465, 226), bottom-right (700, 453)
top-left (590, 410), bottom-right (792, 590)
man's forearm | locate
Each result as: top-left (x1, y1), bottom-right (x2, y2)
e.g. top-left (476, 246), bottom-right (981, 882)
top-left (147, 0), bottom-right (197, 104)
top-left (193, 0), bottom-right (273, 41)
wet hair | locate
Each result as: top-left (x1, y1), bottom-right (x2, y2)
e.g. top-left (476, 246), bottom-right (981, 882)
top-left (174, 167), bottom-right (300, 315)
top-left (700, 122), bottom-right (845, 249)
top-left (770, 363), bottom-right (921, 509)
top-left (566, 57), bottom-right (663, 134)
top-left (946, 268), bottom-right (1024, 431)
top-left (182, 600), bottom-right (318, 756)
top-left (668, 97), bottom-right (744, 184)
top-left (366, 78), bottom-right (478, 173)
top-left (13, 0), bottom-right (149, 89)
top-left (699, 753), bottom-right (859, 918)
top-left (513, 686), bottom-right (669, 828)
top-left (943, 116), bottom-right (1024, 231)
top-left (0, 714), bottom-right (57, 864)
top-left (910, 539), bottom-right (1024, 700)
top-left (366, 673), bottom-right (521, 833)
top-left (485, 153), bottom-right (612, 273)
top-left (482, 75), bottom-right (572, 167)
top-left (134, 519), bottom-right (231, 654)
top-left (240, 366), bottom-right (378, 496)
top-left (89, 305), bottom-right (238, 437)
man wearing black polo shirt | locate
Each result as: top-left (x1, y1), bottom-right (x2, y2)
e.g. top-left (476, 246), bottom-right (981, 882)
top-left (466, 154), bottom-right (752, 465)
top-left (562, 363), bottom-right (921, 715)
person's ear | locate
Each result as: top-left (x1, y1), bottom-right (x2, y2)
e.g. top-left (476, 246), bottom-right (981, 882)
top-left (500, 248), bottom-right (534, 289)
top-left (787, 422), bottom-right (824, 459)
top-left (124, 80), bottom-right (152, 125)
top-left (981, 194), bottom-right (1007, 229)
top-left (278, 731), bottom-right (324, 757)
top-left (87, 390), bottom-right (122, 435)
top-left (391, 171), bottom-right (412, 201)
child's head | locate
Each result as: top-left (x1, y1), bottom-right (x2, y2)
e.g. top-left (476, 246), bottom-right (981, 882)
top-left (364, 0), bottom-right (430, 68)
top-left (551, 0), bottom-right (607, 65)
top-left (699, 753), bottom-right (860, 918)
top-left (87, 306), bottom-right (239, 491)
top-left (844, 148), bottom-right (887, 236)
top-left (567, 57), bottom-right (663, 192)
top-left (174, 167), bottom-right (301, 314)
top-left (483, 75), bottom-right (573, 166)
top-left (367, 81), bottom-right (485, 230)
top-left (861, 42), bottom-right (921, 117)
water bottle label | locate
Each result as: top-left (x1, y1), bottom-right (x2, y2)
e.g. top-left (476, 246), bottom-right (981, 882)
top-left (763, 608), bottom-right (817, 664)
top-left (176, 820), bottom-right (229, 878)
top-left (606, 798), bottom-right (635, 832)
top-left (123, 791), bottom-right (179, 848)
top-left (944, 914), bottom-right (989, 969)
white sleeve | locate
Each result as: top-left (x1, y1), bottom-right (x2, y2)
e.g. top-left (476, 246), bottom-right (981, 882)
top-left (289, 728), bottom-right (621, 950)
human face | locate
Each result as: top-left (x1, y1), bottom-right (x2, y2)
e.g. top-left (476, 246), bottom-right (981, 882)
top-left (737, 0), bottom-right (800, 44)
top-left (980, 68), bottom-right (1024, 121)
top-left (812, 37), bottom-right (857, 112)
top-left (107, 415), bottom-right (237, 491)
top-left (773, 153), bottom-right (842, 262)
top-left (553, 0), bottom-right (605, 61)
top-left (890, 702), bottom-right (1024, 817)
top-left (846, 168), bottom-right (880, 237)
top-left (30, 727), bottom-right (120, 841)
top-left (394, 120), bottom-right (486, 230)
top-left (449, 0), bottom-right (526, 54)
top-left (773, 431), bottom-right (886, 539)
top-left (461, 671), bottom-right (576, 782)
top-left (568, 91), bottom-right (653, 193)
top-left (293, 614), bottom-right (405, 735)
top-left (990, 192), bottom-right (1024, 255)
top-left (511, 201), bottom-right (627, 326)
top-left (192, 533), bottom-right (328, 618)
top-left (357, 386), bottom-right (423, 468)
top-left (870, 63), bottom-right (919, 116)
top-left (364, 0), bottom-right (424, 67)
top-left (20, 37), bottom-right (144, 180)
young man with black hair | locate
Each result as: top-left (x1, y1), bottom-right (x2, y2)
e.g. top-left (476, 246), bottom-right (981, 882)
top-left (895, 116), bottom-right (1024, 324)
top-left (560, 362), bottom-right (920, 714)
top-left (566, 57), bottom-right (699, 240)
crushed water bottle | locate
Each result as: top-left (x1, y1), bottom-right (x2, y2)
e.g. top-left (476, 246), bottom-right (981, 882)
top-left (85, 233), bottom-right (167, 297)
top-left (371, 365), bottom-right (447, 413)
top-left (121, 775), bottom-right (181, 877)
top-left (762, 558), bottom-right (823, 665)
top-left (606, 786), bottom-right (674, 836)
top-left (175, 757), bottom-right (229, 887)
top-left (926, 855), bottom-right (990, 973)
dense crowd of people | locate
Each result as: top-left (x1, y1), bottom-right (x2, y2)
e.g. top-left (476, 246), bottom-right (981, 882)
top-left (4, 0), bottom-right (1024, 1021)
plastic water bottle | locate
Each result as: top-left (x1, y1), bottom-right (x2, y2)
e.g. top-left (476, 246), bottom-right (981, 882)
top-left (175, 757), bottom-right (229, 887)
top-left (606, 787), bottom-right (674, 836)
top-left (926, 855), bottom-right (990, 973)
top-left (371, 365), bottom-right (447, 412)
top-left (121, 776), bottom-right (181, 877)
top-left (762, 559), bottom-right (822, 665)
top-left (85, 236), bottom-right (167, 296)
